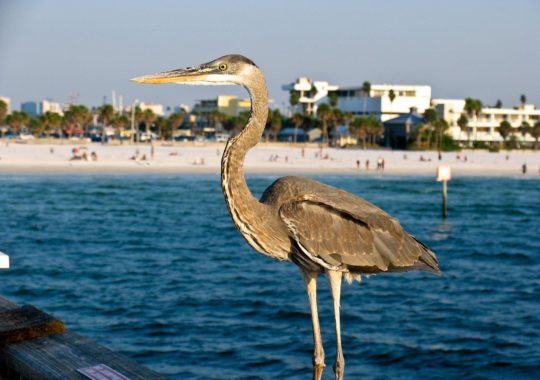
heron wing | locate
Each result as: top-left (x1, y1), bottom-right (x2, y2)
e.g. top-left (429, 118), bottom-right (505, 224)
top-left (278, 183), bottom-right (438, 273)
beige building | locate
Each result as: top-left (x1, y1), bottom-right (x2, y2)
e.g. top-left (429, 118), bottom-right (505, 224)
top-left (433, 99), bottom-right (540, 144)
top-left (193, 95), bottom-right (251, 117)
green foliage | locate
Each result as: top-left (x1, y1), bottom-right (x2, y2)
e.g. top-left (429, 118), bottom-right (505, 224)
top-left (388, 89), bottom-right (396, 103)
top-left (289, 91), bottom-right (300, 107)
top-left (5, 111), bottom-right (30, 133)
top-left (361, 81), bottom-right (371, 96)
top-left (495, 99), bottom-right (502, 108)
top-left (328, 92), bottom-right (338, 107)
top-left (498, 120), bottom-right (512, 141)
top-left (506, 135), bottom-right (519, 150)
top-left (440, 134), bottom-right (461, 151)
top-left (0, 99), bottom-right (7, 124)
top-left (520, 94), bottom-right (527, 105)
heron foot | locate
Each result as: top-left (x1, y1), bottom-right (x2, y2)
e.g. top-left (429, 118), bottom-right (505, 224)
top-left (313, 363), bottom-right (325, 380)
top-left (333, 354), bottom-right (345, 380)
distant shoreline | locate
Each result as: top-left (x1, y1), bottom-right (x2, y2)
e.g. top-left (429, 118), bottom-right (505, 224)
top-left (0, 141), bottom-right (538, 178)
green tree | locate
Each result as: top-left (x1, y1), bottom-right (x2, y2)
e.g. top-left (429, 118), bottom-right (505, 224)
top-left (464, 98), bottom-right (483, 145)
top-left (519, 121), bottom-right (531, 144)
top-left (0, 100), bottom-right (7, 126)
top-left (361, 81), bottom-right (371, 116)
top-left (141, 108), bottom-right (156, 135)
top-left (40, 112), bottom-right (63, 136)
top-left (423, 108), bottom-right (438, 149)
top-left (289, 90), bottom-right (300, 113)
top-left (64, 105), bottom-right (91, 137)
top-left (268, 109), bottom-right (282, 140)
top-left (110, 114), bottom-right (129, 137)
top-left (328, 92), bottom-right (338, 108)
top-left (457, 114), bottom-right (469, 145)
top-left (154, 116), bottom-right (168, 139)
top-left (6, 111), bottom-right (30, 134)
top-left (350, 117), bottom-right (368, 149)
top-left (28, 117), bottom-right (45, 136)
top-left (532, 121), bottom-right (540, 150)
top-left (292, 113), bottom-right (303, 143)
top-left (495, 99), bottom-right (503, 108)
top-left (97, 104), bottom-right (114, 128)
top-left (388, 89), bottom-right (396, 104)
top-left (520, 94), bottom-right (527, 106)
top-left (168, 112), bottom-right (185, 141)
top-left (498, 120), bottom-right (512, 148)
top-left (316, 103), bottom-right (332, 143)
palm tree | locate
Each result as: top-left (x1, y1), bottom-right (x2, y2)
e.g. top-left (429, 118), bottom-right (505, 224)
top-left (520, 94), bottom-right (527, 106)
top-left (40, 111), bottom-right (63, 137)
top-left (519, 121), bottom-right (531, 144)
top-left (464, 98), bottom-right (483, 145)
top-left (532, 121), bottom-right (540, 150)
top-left (350, 117), bottom-right (368, 149)
top-left (361, 81), bottom-right (371, 116)
top-left (289, 90), bottom-right (300, 114)
top-left (110, 114), bottom-right (129, 137)
top-left (423, 108), bottom-right (438, 149)
top-left (97, 104), bottom-right (114, 128)
top-left (141, 108), bottom-right (156, 136)
top-left (388, 89), bottom-right (396, 111)
top-left (64, 105), bottom-right (91, 137)
top-left (434, 119), bottom-right (449, 151)
top-left (6, 111), bottom-right (30, 134)
top-left (168, 112), bottom-right (185, 142)
top-left (292, 113), bottom-right (303, 143)
top-left (457, 114), bottom-right (469, 146)
top-left (316, 103), bottom-right (332, 143)
top-left (0, 99), bottom-right (7, 127)
top-left (498, 120), bottom-right (512, 148)
top-left (327, 92), bottom-right (338, 108)
top-left (154, 116), bottom-right (168, 140)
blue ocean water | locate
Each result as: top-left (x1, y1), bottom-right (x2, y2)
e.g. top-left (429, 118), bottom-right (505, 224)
top-left (0, 174), bottom-right (539, 379)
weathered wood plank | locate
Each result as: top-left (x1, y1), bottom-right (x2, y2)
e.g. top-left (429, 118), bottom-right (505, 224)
top-left (0, 305), bottom-right (65, 346)
top-left (0, 296), bottom-right (168, 379)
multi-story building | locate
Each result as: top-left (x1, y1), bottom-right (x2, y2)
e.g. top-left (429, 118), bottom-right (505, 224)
top-left (192, 95), bottom-right (251, 117)
top-left (433, 99), bottom-right (539, 144)
top-left (337, 84), bottom-right (431, 122)
top-left (282, 77), bottom-right (339, 115)
top-left (21, 100), bottom-right (63, 116)
top-left (283, 78), bottom-right (431, 122)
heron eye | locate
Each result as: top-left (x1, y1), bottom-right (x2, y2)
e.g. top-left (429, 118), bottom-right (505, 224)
top-left (218, 63), bottom-right (228, 72)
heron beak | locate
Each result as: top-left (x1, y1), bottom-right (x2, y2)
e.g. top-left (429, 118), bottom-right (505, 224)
top-left (131, 65), bottom-right (212, 85)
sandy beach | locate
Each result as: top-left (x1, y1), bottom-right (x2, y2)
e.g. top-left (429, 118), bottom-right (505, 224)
top-left (0, 140), bottom-right (538, 177)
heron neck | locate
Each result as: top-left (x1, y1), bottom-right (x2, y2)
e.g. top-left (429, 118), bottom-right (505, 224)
top-left (221, 71), bottom-right (269, 235)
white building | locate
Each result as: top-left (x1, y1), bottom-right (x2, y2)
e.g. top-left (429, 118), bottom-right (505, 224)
top-left (282, 77), bottom-right (339, 115)
top-left (433, 99), bottom-right (540, 144)
top-left (0, 96), bottom-right (10, 114)
top-left (336, 84), bottom-right (432, 122)
top-left (139, 102), bottom-right (164, 117)
top-left (283, 78), bottom-right (431, 121)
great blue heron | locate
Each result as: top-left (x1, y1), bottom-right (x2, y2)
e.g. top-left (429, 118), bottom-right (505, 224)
top-left (132, 55), bottom-right (439, 380)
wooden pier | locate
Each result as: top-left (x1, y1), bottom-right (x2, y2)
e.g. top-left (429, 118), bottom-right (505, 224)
top-left (0, 296), bottom-right (167, 379)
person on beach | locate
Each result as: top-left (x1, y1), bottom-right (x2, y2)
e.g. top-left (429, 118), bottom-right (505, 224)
top-left (365, 159), bottom-right (369, 170)
top-left (356, 160), bottom-right (360, 170)
top-left (522, 163), bottom-right (527, 174)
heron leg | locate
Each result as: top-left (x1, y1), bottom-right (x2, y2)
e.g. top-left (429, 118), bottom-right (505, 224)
top-left (301, 269), bottom-right (325, 380)
top-left (327, 270), bottom-right (345, 380)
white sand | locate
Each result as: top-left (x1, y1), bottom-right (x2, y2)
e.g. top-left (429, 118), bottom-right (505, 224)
top-left (0, 140), bottom-right (538, 177)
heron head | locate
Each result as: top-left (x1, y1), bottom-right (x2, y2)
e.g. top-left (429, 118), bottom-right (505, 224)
top-left (131, 54), bottom-right (258, 86)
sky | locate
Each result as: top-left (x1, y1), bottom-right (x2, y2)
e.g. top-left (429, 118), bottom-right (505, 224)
top-left (1, 0), bottom-right (539, 113)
